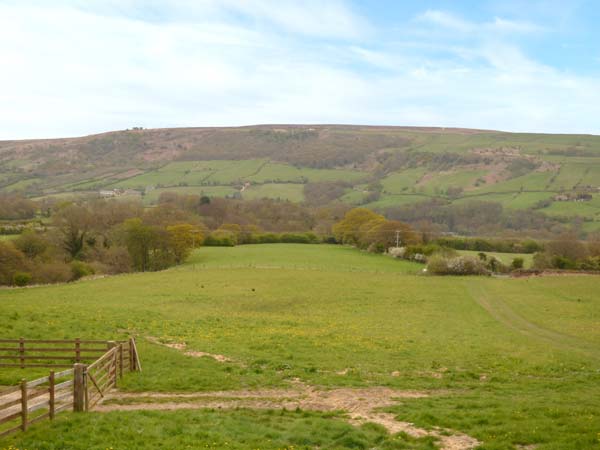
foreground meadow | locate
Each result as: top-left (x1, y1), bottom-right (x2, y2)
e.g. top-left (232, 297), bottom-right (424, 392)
top-left (1, 244), bottom-right (599, 449)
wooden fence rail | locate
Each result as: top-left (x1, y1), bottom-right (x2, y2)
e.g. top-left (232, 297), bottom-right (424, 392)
top-left (0, 338), bottom-right (140, 439)
top-left (0, 338), bottom-right (116, 368)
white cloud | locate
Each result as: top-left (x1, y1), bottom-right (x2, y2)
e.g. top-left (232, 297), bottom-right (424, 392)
top-left (417, 9), bottom-right (546, 35)
top-left (0, 2), bottom-right (598, 139)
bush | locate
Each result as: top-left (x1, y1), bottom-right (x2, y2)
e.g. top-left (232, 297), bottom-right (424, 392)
top-left (486, 257), bottom-right (510, 274)
top-left (0, 241), bottom-right (29, 285)
top-left (14, 231), bottom-right (49, 259)
top-left (98, 246), bottom-right (132, 274)
top-left (71, 261), bottom-right (95, 281)
top-left (280, 233), bottom-right (310, 244)
top-left (256, 233), bottom-right (280, 244)
top-left (427, 255), bottom-right (488, 276)
top-left (13, 272), bottom-right (32, 287)
top-left (33, 262), bottom-right (72, 284)
top-left (533, 252), bottom-right (553, 269)
top-left (511, 257), bottom-right (524, 270)
top-left (204, 232), bottom-right (236, 247)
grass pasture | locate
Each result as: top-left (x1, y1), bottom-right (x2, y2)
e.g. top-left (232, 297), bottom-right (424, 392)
top-left (1, 244), bottom-right (599, 449)
top-left (242, 183), bottom-right (305, 202)
top-left (457, 250), bottom-right (534, 268)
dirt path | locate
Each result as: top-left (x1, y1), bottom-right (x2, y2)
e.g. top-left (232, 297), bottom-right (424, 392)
top-left (98, 383), bottom-right (479, 450)
top-left (467, 283), bottom-right (600, 360)
top-left (146, 336), bottom-right (235, 363)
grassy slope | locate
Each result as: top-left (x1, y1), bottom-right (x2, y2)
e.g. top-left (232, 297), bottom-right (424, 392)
top-left (1, 245), bottom-right (599, 449)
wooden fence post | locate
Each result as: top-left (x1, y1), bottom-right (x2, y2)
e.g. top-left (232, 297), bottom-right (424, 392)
top-left (20, 379), bottom-right (27, 431)
top-left (49, 370), bottom-right (55, 420)
top-left (128, 337), bottom-right (135, 371)
top-left (131, 338), bottom-right (141, 372)
top-left (19, 337), bottom-right (25, 369)
top-left (73, 363), bottom-right (86, 412)
top-left (75, 338), bottom-right (81, 363)
top-left (107, 341), bottom-right (117, 387)
top-left (119, 344), bottom-right (124, 379)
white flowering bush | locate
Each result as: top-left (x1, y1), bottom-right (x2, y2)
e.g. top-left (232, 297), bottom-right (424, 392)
top-left (427, 255), bottom-right (489, 275)
top-left (388, 247), bottom-right (406, 258)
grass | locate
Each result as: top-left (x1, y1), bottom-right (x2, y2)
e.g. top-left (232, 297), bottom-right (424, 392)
top-left (539, 197), bottom-right (600, 219)
top-left (142, 186), bottom-right (238, 204)
top-left (454, 192), bottom-right (554, 209)
top-left (0, 244), bottom-right (599, 449)
top-left (417, 169), bottom-right (487, 195)
top-left (242, 183), bottom-right (305, 202)
top-left (0, 409), bottom-right (436, 450)
top-left (109, 160), bottom-right (365, 190)
top-left (380, 168), bottom-right (428, 194)
top-left (364, 194), bottom-right (431, 209)
top-left (248, 162), bottom-right (367, 183)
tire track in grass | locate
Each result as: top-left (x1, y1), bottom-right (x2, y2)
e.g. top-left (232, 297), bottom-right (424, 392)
top-left (467, 282), bottom-right (600, 360)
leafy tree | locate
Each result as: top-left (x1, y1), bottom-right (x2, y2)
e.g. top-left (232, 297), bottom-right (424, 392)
top-left (167, 224), bottom-right (204, 264)
top-left (53, 204), bottom-right (94, 259)
top-left (333, 208), bottom-right (383, 244)
top-left (122, 218), bottom-right (157, 271)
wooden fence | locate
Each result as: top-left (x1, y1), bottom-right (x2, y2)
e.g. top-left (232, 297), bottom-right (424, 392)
top-left (0, 338), bottom-right (116, 368)
top-left (0, 338), bottom-right (140, 438)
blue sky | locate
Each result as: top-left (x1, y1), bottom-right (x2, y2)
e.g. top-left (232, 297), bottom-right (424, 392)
top-left (1, 0), bottom-right (599, 139)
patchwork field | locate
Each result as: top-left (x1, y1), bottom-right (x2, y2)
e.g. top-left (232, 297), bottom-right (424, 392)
top-left (2, 126), bottom-right (600, 230)
top-left (1, 244), bottom-right (599, 449)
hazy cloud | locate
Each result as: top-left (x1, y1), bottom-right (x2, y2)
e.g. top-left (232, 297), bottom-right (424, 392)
top-left (0, 1), bottom-right (598, 139)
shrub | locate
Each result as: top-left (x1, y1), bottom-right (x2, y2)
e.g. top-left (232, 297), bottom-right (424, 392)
top-left (551, 255), bottom-right (576, 270)
top-left (533, 252), bottom-right (553, 269)
top-left (14, 231), bottom-right (49, 259)
top-left (511, 257), bottom-right (524, 270)
top-left (204, 230), bottom-right (236, 246)
top-left (486, 257), bottom-right (510, 274)
top-left (33, 262), bottom-right (72, 284)
top-left (0, 241), bottom-right (29, 285)
top-left (13, 272), bottom-right (32, 287)
top-left (71, 261), bottom-right (95, 281)
top-left (256, 233), bottom-right (280, 244)
top-left (98, 246), bottom-right (132, 274)
top-left (578, 257), bottom-right (600, 271)
top-left (427, 255), bottom-right (488, 276)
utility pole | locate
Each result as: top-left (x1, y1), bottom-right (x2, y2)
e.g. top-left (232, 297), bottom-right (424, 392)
top-left (395, 230), bottom-right (401, 248)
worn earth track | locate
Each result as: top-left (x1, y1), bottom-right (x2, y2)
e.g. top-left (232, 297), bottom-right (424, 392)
top-left (98, 383), bottom-right (479, 450)
top-left (467, 283), bottom-right (600, 360)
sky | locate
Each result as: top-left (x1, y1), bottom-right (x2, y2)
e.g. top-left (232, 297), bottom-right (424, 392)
top-left (1, 0), bottom-right (600, 139)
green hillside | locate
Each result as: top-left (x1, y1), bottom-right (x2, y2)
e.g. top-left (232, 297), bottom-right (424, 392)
top-left (1, 125), bottom-right (599, 229)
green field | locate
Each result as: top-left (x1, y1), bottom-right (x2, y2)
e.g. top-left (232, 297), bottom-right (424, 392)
top-left (248, 162), bottom-right (367, 183)
top-left (242, 183), bottom-right (305, 202)
top-left (142, 185), bottom-right (238, 204)
top-left (457, 250), bottom-right (534, 268)
top-left (1, 244), bottom-right (599, 449)
top-left (109, 159), bottom-right (365, 191)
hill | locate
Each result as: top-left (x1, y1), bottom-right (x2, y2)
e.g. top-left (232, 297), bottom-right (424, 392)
top-left (1, 125), bottom-right (600, 231)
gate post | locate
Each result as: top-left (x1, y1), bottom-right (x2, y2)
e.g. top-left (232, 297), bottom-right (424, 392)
top-left (73, 363), bottom-right (87, 412)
